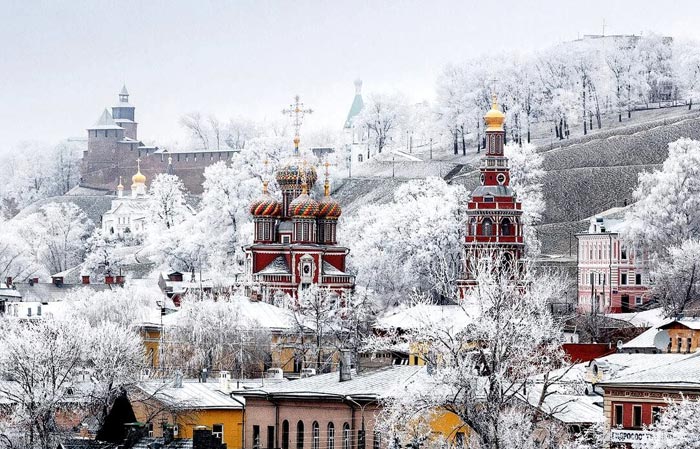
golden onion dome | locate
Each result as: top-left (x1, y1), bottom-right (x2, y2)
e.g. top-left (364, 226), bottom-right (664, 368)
top-left (276, 160), bottom-right (318, 190)
top-left (132, 160), bottom-right (146, 186)
top-left (250, 181), bottom-right (282, 217)
top-left (318, 180), bottom-right (341, 219)
top-left (484, 94), bottom-right (505, 131)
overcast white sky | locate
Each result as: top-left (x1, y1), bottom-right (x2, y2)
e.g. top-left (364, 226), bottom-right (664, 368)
top-left (1, 0), bottom-right (699, 151)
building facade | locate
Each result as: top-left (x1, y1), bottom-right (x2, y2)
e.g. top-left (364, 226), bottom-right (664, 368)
top-left (80, 86), bottom-right (237, 194)
top-left (457, 96), bottom-right (524, 294)
top-left (244, 139), bottom-right (354, 303)
top-left (576, 216), bottom-right (651, 313)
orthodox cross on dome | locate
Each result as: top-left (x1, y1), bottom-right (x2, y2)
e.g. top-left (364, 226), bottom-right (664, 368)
top-left (323, 160), bottom-right (337, 196)
top-left (282, 95), bottom-right (313, 154)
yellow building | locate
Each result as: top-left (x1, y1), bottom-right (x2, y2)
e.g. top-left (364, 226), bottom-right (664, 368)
top-left (658, 319), bottom-right (700, 353)
top-left (132, 375), bottom-right (245, 449)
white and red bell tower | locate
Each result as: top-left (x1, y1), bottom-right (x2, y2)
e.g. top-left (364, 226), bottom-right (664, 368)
top-left (457, 96), bottom-right (525, 294)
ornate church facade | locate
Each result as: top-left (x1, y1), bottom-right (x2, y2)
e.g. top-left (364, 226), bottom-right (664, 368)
top-left (457, 97), bottom-right (525, 294)
top-left (244, 138), bottom-right (355, 305)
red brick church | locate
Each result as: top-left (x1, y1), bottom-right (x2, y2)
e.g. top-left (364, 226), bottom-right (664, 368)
top-left (244, 137), bottom-right (355, 304)
top-left (457, 96), bottom-right (525, 294)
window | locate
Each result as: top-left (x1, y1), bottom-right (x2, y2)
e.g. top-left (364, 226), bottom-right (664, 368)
top-left (501, 218), bottom-right (511, 236)
top-left (455, 432), bottom-right (465, 448)
top-left (678, 337), bottom-right (683, 353)
top-left (621, 246), bottom-right (627, 259)
top-left (342, 424), bottom-right (350, 449)
top-left (148, 423), bottom-right (154, 437)
top-left (635, 296), bottom-right (642, 305)
top-left (358, 154), bottom-right (363, 162)
top-left (687, 337), bottom-right (693, 353)
top-left (633, 405), bottom-right (642, 428)
top-left (328, 423), bottom-right (335, 449)
top-left (253, 425), bottom-right (261, 449)
top-left (37, 305), bottom-right (41, 316)
top-left (282, 421), bottom-right (290, 449)
top-left (652, 407), bottom-right (661, 424)
top-left (297, 421), bottom-right (304, 449)
top-left (312, 422), bottom-right (320, 449)
top-left (482, 218), bottom-right (493, 236)
top-left (27, 307), bottom-right (32, 317)
top-left (621, 273), bottom-right (627, 285)
top-left (614, 404), bottom-right (623, 427)
top-left (470, 219), bottom-right (477, 236)
top-left (268, 426), bottom-right (275, 449)
top-left (636, 273), bottom-right (642, 285)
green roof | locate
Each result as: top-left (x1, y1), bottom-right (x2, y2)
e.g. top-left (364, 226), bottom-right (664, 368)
top-left (344, 94), bottom-right (364, 128)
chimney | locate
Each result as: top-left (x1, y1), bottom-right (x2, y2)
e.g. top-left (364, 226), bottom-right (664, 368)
top-left (52, 276), bottom-right (63, 287)
top-left (174, 370), bottom-right (183, 388)
top-left (105, 275), bottom-right (114, 285)
top-left (339, 350), bottom-right (352, 382)
top-left (116, 275), bottom-right (125, 285)
top-left (219, 370), bottom-right (231, 393)
top-left (200, 368), bottom-right (208, 383)
top-left (82, 275), bottom-right (90, 285)
top-left (32, 277), bottom-right (39, 284)
top-left (5, 277), bottom-right (12, 286)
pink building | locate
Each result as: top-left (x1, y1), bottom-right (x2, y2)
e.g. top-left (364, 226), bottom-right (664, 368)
top-left (576, 216), bottom-right (651, 313)
top-left (239, 365), bottom-right (425, 449)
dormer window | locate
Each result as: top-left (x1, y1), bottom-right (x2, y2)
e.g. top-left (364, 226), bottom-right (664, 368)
top-left (484, 196), bottom-right (494, 203)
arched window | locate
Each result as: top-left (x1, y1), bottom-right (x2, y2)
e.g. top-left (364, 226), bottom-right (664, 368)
top-left (297, 421), bottom-right (304, 449)
top-left (312, 422), bottom-right (320, 449)
top-left (342, 423), bottom-right (350, 449)
top-left (282, 421), bottom-right (289, 449)
top-left (501, 218), bottom-right (511, 236)
top-left (482, 218), bottom-right (493, 236)
top-left (327, 423), bottom-right (335, 449)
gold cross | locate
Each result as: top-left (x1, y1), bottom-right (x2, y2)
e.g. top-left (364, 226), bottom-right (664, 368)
top-left (282, 95), bottom-right (313, 140)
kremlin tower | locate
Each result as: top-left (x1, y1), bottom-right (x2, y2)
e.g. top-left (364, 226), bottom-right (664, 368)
top-left (457, 96), bottom-right (524, 294)
top-left (244, 137), bottom-right (354, 305)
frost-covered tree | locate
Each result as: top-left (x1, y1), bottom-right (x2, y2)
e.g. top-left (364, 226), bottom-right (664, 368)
top-left (371, 259), bottom-right (568, 449)
top-left (634, 397), bottom-right (700, 449)
top-left (63, 284), bottom-right (157, 327)
top-left (341, 178), bottom-right (466, 307)
top-left (82, 228), bottom-right (124, 277)
top-left (165, 295), bottom-right (271, 377)
top-left (355, 92), bottom-right (409, 154)
top-left (0, 319), bottom-right (85, 449)
top-left (505, 143), bottom-right (545, 257)
top-left (649, 240), bottom-right (700, 317)
top-left (0, 317), bottom-right (142, 449)
top-left (624, 138), bottom-right (700, 316)
top-left (674, 39), bottom-right (700, 109)
top-left (0, 140), bottom-right (83, 219)
top-left (0, 221), bottom-right (41, 282)
top-left (148, 174), bottom-right (189, 231)
top-left (625, 138), bottom-right (700, 254)
top-left (13, 202), bottom-right (93, 275)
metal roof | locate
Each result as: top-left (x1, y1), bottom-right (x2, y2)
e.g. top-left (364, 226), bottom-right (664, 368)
top-left (136, 380), bottom-right (245, 410)
top-left (88, 109), bottom-right (122, 130)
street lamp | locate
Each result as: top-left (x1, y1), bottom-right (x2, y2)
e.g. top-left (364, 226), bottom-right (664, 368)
top-left (345, 396), bottom-right (370, 449)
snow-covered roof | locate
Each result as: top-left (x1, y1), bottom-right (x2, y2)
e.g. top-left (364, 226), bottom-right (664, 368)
top-left (136, 380), bottom-right (245, 409)
top-left (12, 283), bottom-right (113, 304)
top-left (0, 284), bottom-right (22, 299)
top-left (600, 353), bottom-right (700, 388)
top-left (523, 387), bottom-right (604, 424)
top-left (322, 261), bottom-right (347, 276)
top-left (659, 318), bottom-right (700, 330)
top-left (258, 256), bottom-right (291, 275)
top-left (88, 109), bottom-right (122, 130)
top-left (621, 325), bottom-right (666, 350)
top-left (376, 303), bottom-right (480, 332)
top-left (590, 353), bottom-right (697, 383)
top-left (607, 308), bottom-right (668, 328)
top-left (241, 365), bottom-right (426, 400)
